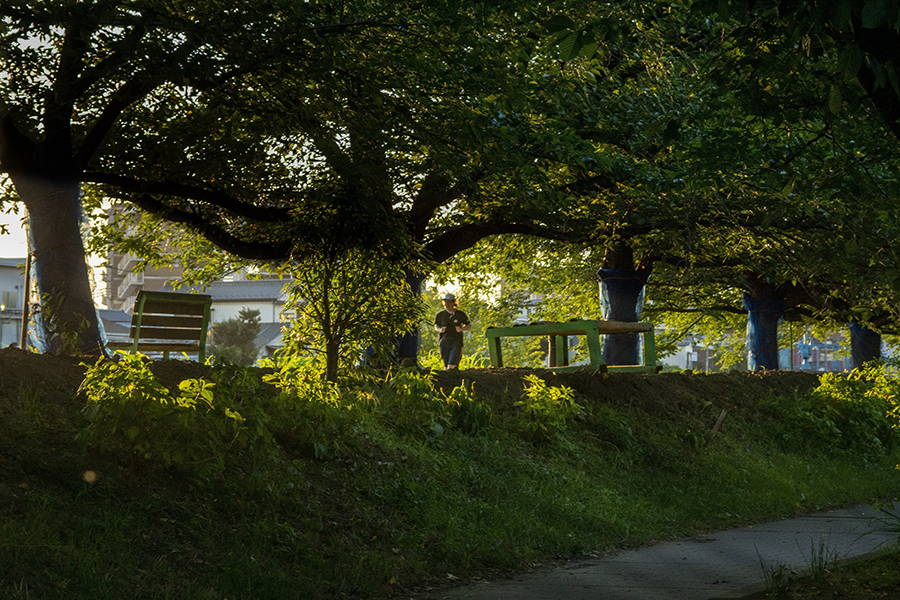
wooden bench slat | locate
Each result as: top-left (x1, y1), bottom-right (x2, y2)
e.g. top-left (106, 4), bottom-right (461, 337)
top-left (108, 341), bottom-right (202, 352)
top-left (128, 327), bottom-right (207, 341)
top-left (131, 314), bottom-right (205, 329)
top-left (139, 300), bottom-right (209, 316)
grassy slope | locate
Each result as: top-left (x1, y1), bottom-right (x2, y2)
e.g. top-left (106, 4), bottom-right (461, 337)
top-left (0, 353), bottom-right (898, 599)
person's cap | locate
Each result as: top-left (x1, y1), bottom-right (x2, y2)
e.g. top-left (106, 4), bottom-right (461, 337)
top-left (443, 293), bottom-right (456, 302)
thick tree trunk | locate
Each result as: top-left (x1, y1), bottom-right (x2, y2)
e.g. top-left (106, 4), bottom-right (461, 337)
top-left (12, 175), bottom-right (104, 355)
top-left (741, 279), bottom-right (785, 371)
top-left (395, 270), bottom-right (425, 364)
top-left (849, 323), bottom-right (882, 369)
top-left (597, 244), bottom-right (651, 366)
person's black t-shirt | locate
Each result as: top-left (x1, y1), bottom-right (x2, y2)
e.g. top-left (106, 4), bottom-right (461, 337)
top-left (435, 309), bottom-right (470, 347)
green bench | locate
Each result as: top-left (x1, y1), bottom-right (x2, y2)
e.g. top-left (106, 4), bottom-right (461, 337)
top-left (486, 319), bottom-right (657, 373)
top-left (107, 291), bottom-right (212, 362)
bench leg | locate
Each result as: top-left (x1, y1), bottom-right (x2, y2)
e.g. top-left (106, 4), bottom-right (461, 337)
top-left (586, 330), bottom-right (603, 369)
top-left (643, 330), bottom-right (656, 369)
top-left (557, 335), bottom-right (569, 366)
top-left (488, 335), bottom-right (503, 367)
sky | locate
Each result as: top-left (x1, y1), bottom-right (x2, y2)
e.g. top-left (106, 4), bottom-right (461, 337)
top-left (0, 217), bottom-right (28, 259)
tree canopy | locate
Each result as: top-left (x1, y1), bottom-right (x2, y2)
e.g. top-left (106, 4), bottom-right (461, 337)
top-left (4, 0), bottom-right (900, 364)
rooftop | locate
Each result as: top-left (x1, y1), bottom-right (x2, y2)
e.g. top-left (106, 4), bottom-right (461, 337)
top-left (164, 279), bottom-right (290, 302)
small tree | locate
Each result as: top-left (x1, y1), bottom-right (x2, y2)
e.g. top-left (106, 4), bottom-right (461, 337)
top-left (208, 309), bottom-right (262, 366)
top-left (284, 247), bottom-right (424, 382)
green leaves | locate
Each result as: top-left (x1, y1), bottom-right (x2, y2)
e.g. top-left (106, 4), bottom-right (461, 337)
top-left (78, 354), bottom-right (269, 475)
top-left (515, 374), bottom-right (583, 443)
top-left (861, 0), bottom-right (890, 29)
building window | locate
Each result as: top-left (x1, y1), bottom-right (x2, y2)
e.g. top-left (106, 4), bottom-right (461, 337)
top-left (1, 291), bottom-right (16, 310)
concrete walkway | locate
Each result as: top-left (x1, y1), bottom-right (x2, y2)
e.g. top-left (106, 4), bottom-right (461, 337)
top-left (421, 503), bottom-right (899, 600)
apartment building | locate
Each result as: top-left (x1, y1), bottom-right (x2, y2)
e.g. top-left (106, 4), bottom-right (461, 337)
top-left (0, 258), bottom-right (26, 347)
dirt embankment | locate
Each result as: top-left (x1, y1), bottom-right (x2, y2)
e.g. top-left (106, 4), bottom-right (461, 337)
top-left (0, 346), bottom-right (820, 416)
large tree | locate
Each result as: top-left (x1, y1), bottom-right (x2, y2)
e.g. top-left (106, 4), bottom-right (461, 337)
top-left (439, 3), bottom-right (900, 370)
top-left (82, 1), bottom-right (695, 361)
top-left (2, 0), bottom-right (657, 357)
top-left (686, 0), bottom-right (900, 363)
top-left (0, 0), bottom-right (302, 353)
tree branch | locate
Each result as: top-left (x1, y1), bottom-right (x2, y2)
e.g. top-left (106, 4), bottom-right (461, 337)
top-left (72, 74), bottom-right (165, 172)
top-left (0, 110), bottom-right (36, 175)
top-left (423, 220), bottom-right (588, 264)
top-left (83, 172), bottom-right (292, 222)
top-left (131, 194), bottom-right (293, 260)
top-left (407, 171), bottom-right (476, 238)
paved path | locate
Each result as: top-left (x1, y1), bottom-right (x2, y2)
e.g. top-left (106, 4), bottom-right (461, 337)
top-left (421, 503), bottom-right (899, 600)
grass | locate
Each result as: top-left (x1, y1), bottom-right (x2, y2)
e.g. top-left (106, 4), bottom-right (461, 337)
top-left (764, 504), bottom-right (900, 598)
top-left (764, 548), bottom-right (900, 598)
top-left (1, 359), bottom-right (899, 599)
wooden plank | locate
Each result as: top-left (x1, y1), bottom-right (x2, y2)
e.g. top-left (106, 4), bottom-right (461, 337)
top-left (140, 299), bottom-right (210, 316)
top-left (109, 341), bottom-right (200, 352)
top-left (110, 290), bottom-right (212, 362)
top-left (130, 314), bottom-right (205, 329)
top-left (595, 320), bottom-right (653, 333)
top-left (129, 327), bottom-right (205, 341)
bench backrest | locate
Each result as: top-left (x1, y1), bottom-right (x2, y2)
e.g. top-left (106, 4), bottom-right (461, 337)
top-left (123, 291), bottom-right (212, 361)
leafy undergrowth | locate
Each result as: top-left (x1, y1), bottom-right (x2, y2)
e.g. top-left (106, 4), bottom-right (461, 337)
top-left (0, 348), bottom-right (898, 599)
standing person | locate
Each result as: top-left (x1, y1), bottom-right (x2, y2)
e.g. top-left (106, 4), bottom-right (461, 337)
top-left (434, 293), bottom-right (471, 369)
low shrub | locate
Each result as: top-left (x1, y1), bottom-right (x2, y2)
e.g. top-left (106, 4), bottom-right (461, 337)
top-left (78, 354), bottom-right (273, 475)
top-left (760, 362), bottom-right (900, 458)
top-left (515, 374), bottom-right (583, 443)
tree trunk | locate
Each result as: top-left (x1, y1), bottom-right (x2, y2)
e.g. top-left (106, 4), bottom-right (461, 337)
top-left (597, 244), bottom-right (651, 365)
top-left (849, 323), bottom-right (881, 369)
top-left (395, 270), bottom-right (425, 364)
top-left (324, 338), bottom-right (340, 383)
top-left (12, 175), bottom-right (104, 355)
top-left (741, 279), bottom-right (785, 371)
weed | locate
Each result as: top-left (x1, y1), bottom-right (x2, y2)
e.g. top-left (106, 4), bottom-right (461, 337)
top-left (876, 503), bottom-right (900, 543)
top-left (445, 383), bottom-right (493, 435)
top-left (261, 353), bottom-right (353, 459)
top-left (78, 354), bottom-right (270, 475)
top-left (759, 363), bottom-right (900, 458)
top-left (373, 368), bottom-right (452, 442)
top-left (515, 374), bottom-right (583, 443)
top-left (761, 538), bottom-right (837, 598)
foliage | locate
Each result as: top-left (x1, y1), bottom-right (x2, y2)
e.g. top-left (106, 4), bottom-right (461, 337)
top-left (78, 354), bottom-right (271, 474)
top-left (760, 362), bottom-right (900, 457)
top-left (32, 286), bottom-right (91, 356)
top-left (515, 374), bottom-right (584, 443)
top-left (445, 384), bottom-right (494, 436)
top-left (762, 546), bottom-right (900, 599)
top-left (419, 348), bottom-right (492, 371)
top-left (208, 308), bottom-right (262, 366)
top-left (366, 368), bottom-right (455, 443)
top-left (282, 247), bottom-right (425, 382)
top-left (260, 352), bottom-right (354, 460)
